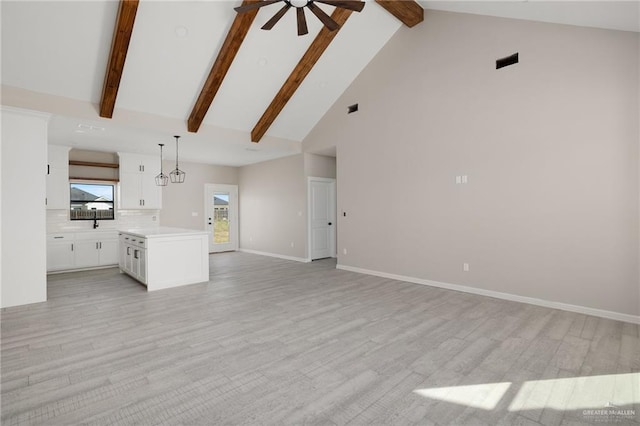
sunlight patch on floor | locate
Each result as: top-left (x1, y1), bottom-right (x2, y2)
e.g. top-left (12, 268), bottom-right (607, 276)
top-left (509, 373), bottom-right (639, 411)
top-left (413, 382), bottom-right (512, 410)
top-left (413, 373), bottom-right (639, 413)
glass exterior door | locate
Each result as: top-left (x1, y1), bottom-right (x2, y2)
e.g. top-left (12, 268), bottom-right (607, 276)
top-left (205, 184), bottom-right (238, 253)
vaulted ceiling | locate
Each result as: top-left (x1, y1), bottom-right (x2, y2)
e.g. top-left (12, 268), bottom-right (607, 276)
top-left (2, 1), bottom-right (637, 166)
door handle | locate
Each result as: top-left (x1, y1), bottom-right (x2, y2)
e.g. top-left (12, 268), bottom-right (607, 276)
top-left (328, 222), bottom-right (332, 226)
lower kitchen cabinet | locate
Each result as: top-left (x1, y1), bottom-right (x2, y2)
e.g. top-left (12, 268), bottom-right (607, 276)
top-left (119, 234), bottom-right (147, 284)
top-left (46, 232), bottom-right (119, 272)
top-left (47, 235), bottom-right (75, 271)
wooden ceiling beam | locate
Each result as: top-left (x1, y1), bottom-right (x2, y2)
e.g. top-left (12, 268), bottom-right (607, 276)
top-left (375, 0), bottom-right (423, 28)
top-left (251, 7), bottom-right (353, 142)
top-left (99, 0), bottom-right (139, 118)
top-left (188, 0), bottom-right (261, 133)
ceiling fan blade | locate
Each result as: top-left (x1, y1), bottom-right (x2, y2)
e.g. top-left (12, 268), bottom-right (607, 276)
top-left (234, 0), bottom-right (281, 14)
top-left (307, 3), bottom-right (339, 31)
top-left (297, 7), bottom-right (309, 36)
top-left (261, 3), bottom-right (291, 30)
top-left (314, 0), bottom-right (365, 12)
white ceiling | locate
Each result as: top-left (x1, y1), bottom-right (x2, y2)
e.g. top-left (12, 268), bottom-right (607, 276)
top-left (2, 1), bottom-right (638, 166)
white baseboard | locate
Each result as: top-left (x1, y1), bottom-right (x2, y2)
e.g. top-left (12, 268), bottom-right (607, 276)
top-left (239, 248), bottom-right (310, 263)
top-left (47, 264), bottom-right (118, 275)
top-left (336, 264), bottom-right (640, 325)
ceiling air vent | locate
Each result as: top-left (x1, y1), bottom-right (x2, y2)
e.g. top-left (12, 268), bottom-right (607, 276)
top-left (347, 104), bottom-right (359, 114)
top-left (496, 53), bottom-right (519, 70)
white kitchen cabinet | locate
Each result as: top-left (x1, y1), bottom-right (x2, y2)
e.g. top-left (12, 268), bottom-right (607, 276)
top-left (118, 153), bottom-right (161, 209)
top-left (99, 239), bottom-right (119, 265)
top-left (46, 145), bottom-right (70, 210)
top-left (46, 231), bottom-right (118, 272)
top-left (132, 246), bottom-right (147, 283)
top-left (74, 240), bottom-right (100, 268)
top-left (119, 233), bottom-right (147, 284)
top-left (75, 233), bottom-right (119, 268)
top-left (47, 234), bottom-right (75, 271)
top-left (119, 228), bottom-right (208, 291)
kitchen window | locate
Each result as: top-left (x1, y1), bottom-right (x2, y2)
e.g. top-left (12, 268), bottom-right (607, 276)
top-left (70, 183), bottom-right (115, 220)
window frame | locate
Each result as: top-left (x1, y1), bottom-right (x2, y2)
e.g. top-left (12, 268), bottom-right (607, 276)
top-left (69, 181), bottom-right (116, 221)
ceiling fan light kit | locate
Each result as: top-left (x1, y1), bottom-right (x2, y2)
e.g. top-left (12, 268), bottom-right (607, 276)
top-left (234, 0), bottom-right (365, 36)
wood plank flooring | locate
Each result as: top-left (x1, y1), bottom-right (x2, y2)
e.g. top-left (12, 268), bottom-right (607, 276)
top-left (1, 252), bottom-right (639, 425)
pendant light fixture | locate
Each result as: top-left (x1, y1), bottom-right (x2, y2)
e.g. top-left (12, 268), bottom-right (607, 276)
top-left (169, 135), bottom-right (186, 183)
top-left (155, 143), bottom-right (169, 186)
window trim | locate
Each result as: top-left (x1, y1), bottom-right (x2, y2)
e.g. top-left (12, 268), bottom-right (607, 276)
top-left (69, 181), bottom-right (116, 221)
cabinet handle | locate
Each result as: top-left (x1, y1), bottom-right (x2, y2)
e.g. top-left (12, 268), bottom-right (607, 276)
top-left (71, 243), bottom-right (74, 251)
top-left (54, 236), bottom-right (63, 239)
top-left (127, 247), bottom-right (130, 255)
top-left (47, 164), bottom-right (50, 175)
top-left (99, 242), bottom-right (102, 249)
top-left (134, 249), bottom-right (139, 259)
top-left (96, 242), bottom-right (99, 250)
top-left (142, 199), bottom-right (145, 206)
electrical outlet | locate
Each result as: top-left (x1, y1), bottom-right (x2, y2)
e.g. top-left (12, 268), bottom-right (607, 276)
top-left (456, 176), bottom-right (462, 184)
top-left (462, 175), bottom-right (468, 184)
top-left (290, 242), bottom-right (295, 248)
top-left (343, 248), bottom-right (347, 255)
top-left (463, 263), bottom-right (470, 272)
top-left (192, 212), bottom-right (198, 217)
top-left (249, 236), bottom-right (253, 242)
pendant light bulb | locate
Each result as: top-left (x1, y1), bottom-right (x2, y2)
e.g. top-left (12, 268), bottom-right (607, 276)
top-left (155, 143), bottom-right (169, 186)
top-left (169, 135), bottom-right (186, 183)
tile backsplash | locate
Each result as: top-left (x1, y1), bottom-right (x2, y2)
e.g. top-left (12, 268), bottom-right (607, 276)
top-left (47, 209), bottom-right (160, 233)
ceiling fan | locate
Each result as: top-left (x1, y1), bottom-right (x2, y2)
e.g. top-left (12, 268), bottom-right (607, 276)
top-left (234, 0), bottom-right (365, 36)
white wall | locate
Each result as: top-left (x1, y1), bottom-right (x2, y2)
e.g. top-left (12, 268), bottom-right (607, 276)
top-left (304, 11), bottom-right (640, 319)
top-left (1, 107), bottom-right (49, 308)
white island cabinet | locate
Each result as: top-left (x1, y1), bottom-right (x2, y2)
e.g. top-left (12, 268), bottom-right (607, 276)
top-left (119, 227), bottom-right (209, 291)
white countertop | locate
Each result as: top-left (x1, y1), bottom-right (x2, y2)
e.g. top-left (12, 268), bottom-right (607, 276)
top-left (119, 227), bottom-right (208, 238)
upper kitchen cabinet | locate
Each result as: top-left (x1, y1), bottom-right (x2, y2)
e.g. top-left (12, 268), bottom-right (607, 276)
top-left (118, 153), bottom-right (161, 209)
top-left (46, 145), bottom-right (70, 210)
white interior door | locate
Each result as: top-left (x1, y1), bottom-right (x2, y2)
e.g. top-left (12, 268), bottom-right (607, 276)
top-left (205, 184), bottom-right (238, 253)
top-left (308, 178), bottom-right (336, 260)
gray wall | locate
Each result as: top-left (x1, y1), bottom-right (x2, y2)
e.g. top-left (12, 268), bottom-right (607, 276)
top-left (304, 153), bottom-right (337, 179)
top-left (304, 11), bottom-right (640, 316)
top-left (238, 154), bottom-right (307, 259)
top-left (160, 160), bottom-right (238, 230)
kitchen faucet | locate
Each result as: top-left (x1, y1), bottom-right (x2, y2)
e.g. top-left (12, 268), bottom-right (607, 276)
top-left (92, 209), bottom-right (99, 229)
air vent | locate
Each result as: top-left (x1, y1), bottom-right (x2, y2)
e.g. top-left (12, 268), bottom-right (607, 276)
top-left (496, 53), bottom-right (519, 70)
top-left (347, 104), bottom-right (359, 114)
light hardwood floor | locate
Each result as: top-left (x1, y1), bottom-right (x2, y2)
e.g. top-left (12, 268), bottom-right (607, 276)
top-left (1, 252), bottom-right (639, 425)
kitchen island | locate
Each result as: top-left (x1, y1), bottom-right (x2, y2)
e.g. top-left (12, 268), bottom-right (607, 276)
top-left (119, 227), bottom-right (209, 291)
